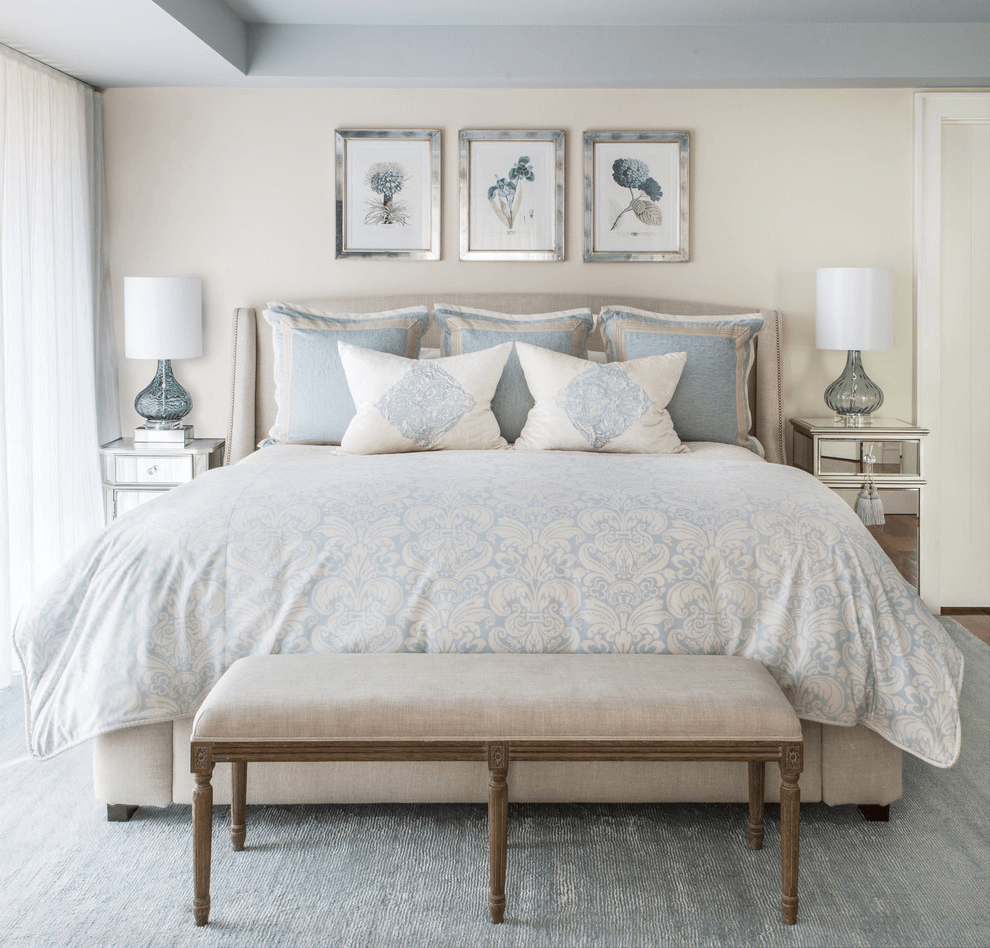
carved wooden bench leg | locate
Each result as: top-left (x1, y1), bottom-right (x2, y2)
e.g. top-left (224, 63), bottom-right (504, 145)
top-left (780, 742), bottom-right (803, 925)
top-left (191, 744), bottom-right (214, 926)
top-left (747, 761), bottom-right (765, 850)
top-left (487, 742), bottom-right (508, 924)
top-left (231, 761), bottom-right (247, 851)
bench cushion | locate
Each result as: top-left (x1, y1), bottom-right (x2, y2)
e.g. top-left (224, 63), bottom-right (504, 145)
top-left (192, 654), bottom-right (802, 744)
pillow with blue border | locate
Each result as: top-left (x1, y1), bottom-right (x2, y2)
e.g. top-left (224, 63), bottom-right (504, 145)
top-left (600, 306), bottom-right (765, 456)
top-left (264, 302), bottom-right (430, 445)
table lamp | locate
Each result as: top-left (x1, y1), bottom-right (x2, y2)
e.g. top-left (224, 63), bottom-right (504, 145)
top-left (125, 276), bottom-right (203, 440)
top-left (815, 267), bottom-right (893, 426)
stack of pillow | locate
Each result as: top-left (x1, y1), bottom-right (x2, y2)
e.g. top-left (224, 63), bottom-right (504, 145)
top-left (262, 301), bottom-right (765, 458)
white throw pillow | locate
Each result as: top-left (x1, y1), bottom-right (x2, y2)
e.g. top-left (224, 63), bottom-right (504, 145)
top-left (513, 342), bottom-right (689, 454)
top-left (337, 341), bottom-right (513, 454)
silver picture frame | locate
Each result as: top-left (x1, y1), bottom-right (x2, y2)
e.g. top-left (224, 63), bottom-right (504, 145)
top-left (459, 129), bottom-right (565, 261)
top-left (584, 130), bottom-right (690, 263)
top-left (335, 129), bottom-right (441, 259)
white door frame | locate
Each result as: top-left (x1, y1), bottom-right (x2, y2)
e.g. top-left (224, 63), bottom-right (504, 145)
top-left (914, 91), bottom-right (990, 611)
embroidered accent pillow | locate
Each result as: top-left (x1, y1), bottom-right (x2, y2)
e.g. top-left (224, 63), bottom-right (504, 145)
top-left (513, 342), bottom-right (689, 455)
top-left (433, 305), bottom-right (596, 442)
top-left (601, 306), bottom-right (765, 455)
top-left (264, 302), bottom-right (430, 445)
top-left (337, 341), bottom-right (513, 454)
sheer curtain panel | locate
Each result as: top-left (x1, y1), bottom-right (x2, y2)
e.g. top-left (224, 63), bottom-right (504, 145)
top-left (0, 45), bottom-right (120, 689)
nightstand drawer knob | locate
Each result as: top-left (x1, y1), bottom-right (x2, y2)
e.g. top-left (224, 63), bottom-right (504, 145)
top-left (147, 465), bottom-right (158, 476)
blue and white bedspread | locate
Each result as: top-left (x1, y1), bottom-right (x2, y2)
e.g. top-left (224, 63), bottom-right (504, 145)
top-left (15, 447), bottom-right (962, 765)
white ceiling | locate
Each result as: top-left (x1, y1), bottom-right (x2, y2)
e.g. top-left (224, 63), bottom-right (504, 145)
top-left (0, 0), bottom-right (988, 89)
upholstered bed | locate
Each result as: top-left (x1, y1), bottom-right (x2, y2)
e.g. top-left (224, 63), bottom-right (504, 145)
top-left (14, 293), bottom-right (963, 816)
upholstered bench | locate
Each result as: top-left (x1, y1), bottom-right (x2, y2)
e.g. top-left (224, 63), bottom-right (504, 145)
top-left (190, 653), bottom-right (804, 927)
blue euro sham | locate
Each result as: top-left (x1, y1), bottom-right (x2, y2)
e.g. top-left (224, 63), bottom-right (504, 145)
top-left (265, 303), bottom-right (430, 444)
top-left (602, 307), bottom-right (765, 455)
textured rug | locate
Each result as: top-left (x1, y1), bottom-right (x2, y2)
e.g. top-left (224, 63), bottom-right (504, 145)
top-left (2, 618), bottom-right (987, 948)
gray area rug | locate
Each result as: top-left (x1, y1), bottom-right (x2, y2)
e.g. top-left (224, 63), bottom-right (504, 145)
top-left (2, 618), bottom-right (987, 948)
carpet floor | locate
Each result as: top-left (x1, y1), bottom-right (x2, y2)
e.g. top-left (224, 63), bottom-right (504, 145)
top-left (2, 618), bottom-right (987, 948)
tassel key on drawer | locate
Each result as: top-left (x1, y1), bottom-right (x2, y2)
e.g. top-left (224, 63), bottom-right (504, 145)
top-left (855, 446), bottom-right (885, 526)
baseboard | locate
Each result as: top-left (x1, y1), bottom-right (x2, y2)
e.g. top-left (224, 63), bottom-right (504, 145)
top-left (941, 607), bottom-right (990, 615)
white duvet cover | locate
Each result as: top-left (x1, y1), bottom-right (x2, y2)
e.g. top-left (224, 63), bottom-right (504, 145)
top-left (15, 447), bottom-right (963, 766)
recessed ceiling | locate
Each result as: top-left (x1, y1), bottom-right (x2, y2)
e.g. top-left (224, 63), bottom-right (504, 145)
top-left (0, 0), bottom-right (987, 89)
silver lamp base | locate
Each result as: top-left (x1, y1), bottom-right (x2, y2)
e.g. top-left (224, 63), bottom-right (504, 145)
top-left (824, 349), bottom-right (883, 425)
top-left (134, 358), bottom-right (193, 429)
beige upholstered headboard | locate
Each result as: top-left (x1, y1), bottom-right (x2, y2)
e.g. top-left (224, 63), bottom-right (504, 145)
top-left (226, 294), bottom-right (784, 466)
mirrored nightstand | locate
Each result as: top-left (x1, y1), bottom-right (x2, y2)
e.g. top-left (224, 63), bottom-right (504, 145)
top-left (790, 417), bottom-right (928, 594)
top-left (99, 437), bottom-right (224, 524)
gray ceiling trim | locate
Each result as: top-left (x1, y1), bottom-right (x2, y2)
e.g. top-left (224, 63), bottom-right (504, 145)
top-left (224, 0), bottom-right (990, 28)
top-left (151, 0), bottom-right (248, 74)
top-left (244, 23), bottom-right (990, 88)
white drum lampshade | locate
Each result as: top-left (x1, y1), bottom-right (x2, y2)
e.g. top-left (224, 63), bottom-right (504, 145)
top-left (125, 277), bottom-right (203, 359)
top-left (815, 268), bottom-right (893, 422)
top-left (124, 277), bottom-right (203, 430)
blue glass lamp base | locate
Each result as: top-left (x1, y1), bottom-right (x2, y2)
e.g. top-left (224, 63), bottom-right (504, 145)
top-left (824, 349), bottom-right (883, 425)
top-left (135, 359), bottom-right (193, 429)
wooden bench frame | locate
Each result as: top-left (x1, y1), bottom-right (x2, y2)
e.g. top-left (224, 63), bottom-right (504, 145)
top-left (191, 735), bottom-right (803, 927)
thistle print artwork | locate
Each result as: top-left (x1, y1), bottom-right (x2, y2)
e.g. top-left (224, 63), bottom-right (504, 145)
top-left (335, 129), bottom-right (441, 259)
top-left (584, 131), bottom-right (690, 262)
top-left (460, 130), bottom-right (564, 261)
top-left (364, 162), bottom-right (410, 226)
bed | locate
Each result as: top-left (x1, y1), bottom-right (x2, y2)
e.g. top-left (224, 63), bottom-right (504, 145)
top-left (14, 293), bottom-right (963, 817)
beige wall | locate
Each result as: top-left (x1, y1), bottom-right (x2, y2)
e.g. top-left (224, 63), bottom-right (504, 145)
top-left (103, 87), bottom-right (917, 444)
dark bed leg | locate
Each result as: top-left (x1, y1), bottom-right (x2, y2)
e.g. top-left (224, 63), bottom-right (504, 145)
top-left (858, 804), bottom-right (890, 822)
top-left (106, 804), bottom-right (138, 822)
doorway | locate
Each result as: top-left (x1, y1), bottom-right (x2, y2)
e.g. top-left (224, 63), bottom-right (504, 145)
top-left (915, 93), bottom-right (990, 612)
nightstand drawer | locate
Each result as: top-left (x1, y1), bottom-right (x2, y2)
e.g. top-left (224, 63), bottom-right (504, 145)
top-left (114, 454), bottom-right (194, 485)
top-left (110, 488), bottom-right (168, 518)
top-left (815, 439), bottom-right (920, 478)
top-left (792, 420), bottom-right (927, 483)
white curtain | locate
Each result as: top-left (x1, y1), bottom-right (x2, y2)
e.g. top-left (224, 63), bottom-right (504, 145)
top-left (0, 45), bottom-right (120, 689)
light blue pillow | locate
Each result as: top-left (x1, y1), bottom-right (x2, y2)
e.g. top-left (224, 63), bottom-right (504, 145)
top-left (265, 303), bottom-right (430, 444)
top-left (434, 304), bottom-right (596, 442)
top-left (601, 307), bottom-right (765, 455)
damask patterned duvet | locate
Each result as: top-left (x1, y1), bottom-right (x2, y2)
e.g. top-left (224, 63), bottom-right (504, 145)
top-left (14, 447), bottom-right (963, 766)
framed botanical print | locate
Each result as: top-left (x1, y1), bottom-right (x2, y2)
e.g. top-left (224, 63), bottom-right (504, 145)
top-left (335, 129), bottom-right (441, 259)
top-left (459, 129), bottom-right (565, 261)
top-left (584, 130), bottom-right (690, 262)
